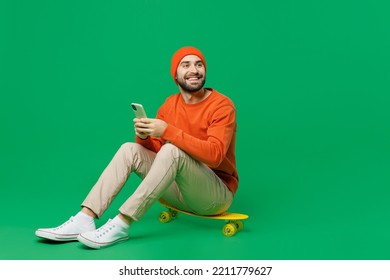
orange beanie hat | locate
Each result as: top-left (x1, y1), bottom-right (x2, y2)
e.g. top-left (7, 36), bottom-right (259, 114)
top-left (170, 46), bottom-right (206, 84)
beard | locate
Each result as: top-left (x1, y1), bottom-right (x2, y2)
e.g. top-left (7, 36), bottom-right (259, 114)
top-left (177, 75), bottom-right (206, 93)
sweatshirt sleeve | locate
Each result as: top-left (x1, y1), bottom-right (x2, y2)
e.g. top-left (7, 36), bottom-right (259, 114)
top-left (135, 135), bottom-right (164, 153)
top-left (161, 105), bottom-right (236, 168)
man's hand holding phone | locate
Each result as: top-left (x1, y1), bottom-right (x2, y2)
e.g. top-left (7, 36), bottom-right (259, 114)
top-left (132, 103), bottom-right (167, 139)
top-left (134, 118), bottom-right (167, 139)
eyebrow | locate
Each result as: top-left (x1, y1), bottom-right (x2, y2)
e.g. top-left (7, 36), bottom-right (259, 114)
top-left (180, 60), bottom-right (203, 65)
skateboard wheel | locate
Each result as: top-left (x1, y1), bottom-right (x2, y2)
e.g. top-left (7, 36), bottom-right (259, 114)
top-left (158, 211), bottom-right (171, 223)
top-left (222, 223), bottom-right (236, 237)
top-left (234, 221), bottom-right (244, 232)
top-left (169, 209), bottom-right (179, 219)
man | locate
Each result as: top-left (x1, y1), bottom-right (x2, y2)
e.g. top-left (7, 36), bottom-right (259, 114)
top-left (35, 46), bottom-right (238, 249)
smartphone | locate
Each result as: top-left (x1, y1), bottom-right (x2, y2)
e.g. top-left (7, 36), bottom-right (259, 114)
top-left (131, 103), bottom-right (148, 119)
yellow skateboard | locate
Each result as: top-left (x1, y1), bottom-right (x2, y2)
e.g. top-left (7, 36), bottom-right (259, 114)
top-left (158, 199), bottom-right (249, 237)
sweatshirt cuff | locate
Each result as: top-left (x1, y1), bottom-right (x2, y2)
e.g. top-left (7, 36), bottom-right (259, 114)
top-left (136, 136), bottom-right (150, 143)
top-left (162, 124), bottom-right (181, 143)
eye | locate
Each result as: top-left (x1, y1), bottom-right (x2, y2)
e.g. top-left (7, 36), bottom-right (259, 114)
top-left (196, 62), bottom-right (204, 68)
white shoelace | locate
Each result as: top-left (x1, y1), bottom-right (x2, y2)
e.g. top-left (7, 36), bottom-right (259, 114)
top-left (95, 219), bottom-right (117, 238)
top-left (53, 217), bottom-right (74, 231)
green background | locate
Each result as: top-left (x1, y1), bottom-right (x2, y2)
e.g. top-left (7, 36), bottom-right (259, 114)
top-left (1, 0), bottom-right (389, 260)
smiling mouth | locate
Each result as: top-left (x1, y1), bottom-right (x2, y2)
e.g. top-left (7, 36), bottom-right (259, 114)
top-left (186, 76), bottom-right (202, 82)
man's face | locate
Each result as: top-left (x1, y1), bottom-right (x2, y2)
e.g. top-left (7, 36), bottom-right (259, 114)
top-left (176, 55), bottom-right (206, 92)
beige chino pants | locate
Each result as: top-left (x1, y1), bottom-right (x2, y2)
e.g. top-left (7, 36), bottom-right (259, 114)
top-left (81, 143), bottom-right (233, 221)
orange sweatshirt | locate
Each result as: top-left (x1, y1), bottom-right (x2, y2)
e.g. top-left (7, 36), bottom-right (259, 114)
top-left (136, 89), bottom-right (238, 195)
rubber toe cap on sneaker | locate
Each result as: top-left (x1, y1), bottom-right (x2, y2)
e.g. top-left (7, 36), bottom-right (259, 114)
top-left (35, 229), bottom-right (79, 241)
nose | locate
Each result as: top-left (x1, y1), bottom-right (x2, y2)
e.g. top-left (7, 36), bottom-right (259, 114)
top-left (188, 63), bottom-right (198, 73)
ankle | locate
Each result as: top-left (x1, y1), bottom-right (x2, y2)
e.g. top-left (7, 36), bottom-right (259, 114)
top-left (75, 211), bottom-right (95, 224)
top-left (117, 213), bottom-right (133, 226)
top-left (81, 207), bottom-right (97, 219)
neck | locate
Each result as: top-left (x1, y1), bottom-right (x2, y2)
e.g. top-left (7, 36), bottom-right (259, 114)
top-left (180, 88), bottom-right (210, 104)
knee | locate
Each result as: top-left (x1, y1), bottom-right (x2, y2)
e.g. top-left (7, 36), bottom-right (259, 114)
top-left (120, 142), bottom-right (138, 150)
top-left (158, 143), bottom-right (185, 158)
top-left (118, 142), bottom-right (144, 156)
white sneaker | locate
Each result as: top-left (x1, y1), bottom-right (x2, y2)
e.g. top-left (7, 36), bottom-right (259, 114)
top-left (77, 219), bottom-right (129, 249)
top-left (35, 216), bottom-right (96, 241)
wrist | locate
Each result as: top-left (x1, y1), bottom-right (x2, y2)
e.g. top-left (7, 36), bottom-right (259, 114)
top-left (137, 135), bottom-right (149, 140)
